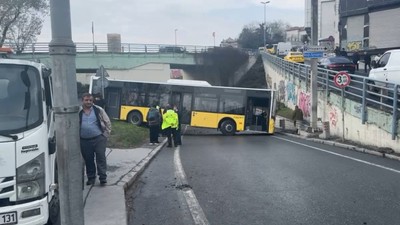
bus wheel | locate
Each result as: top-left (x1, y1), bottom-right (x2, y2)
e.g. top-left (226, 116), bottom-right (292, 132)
top-left (220, 120), bottom-right (236, 135)
top-left (128, 111), bottom-right (143, 126)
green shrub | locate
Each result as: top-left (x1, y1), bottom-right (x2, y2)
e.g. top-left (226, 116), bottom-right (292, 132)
top-left (107, 120), bottom-right (148, 148)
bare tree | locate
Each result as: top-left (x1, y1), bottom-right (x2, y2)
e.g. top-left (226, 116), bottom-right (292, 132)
top-left (0, 0), bottom-right (48, 49)
top-left (8, 13), bottom-right (44, 53)
top-left (237, 20), bottom-right (289, 49)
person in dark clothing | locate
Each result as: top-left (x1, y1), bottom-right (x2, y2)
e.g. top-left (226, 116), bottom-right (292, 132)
top-left (292, 105), bottom-right (304, 133)
top-left (261, 111), bottom-right (268, 132)
top-left (352, 51), bottom-right (360, 71)
top-left (334, 46), bottom-right (340, 56)
top-left (93, 93), bottom-right (105, 109)
top-left (364, 52), bottom-right (371, 73)
top-left (146, 105), bottom-right (161, 145)
top-left (340, 48), bottom-right (348, 57)
top-left (173, 105), bottom-right (182, 146)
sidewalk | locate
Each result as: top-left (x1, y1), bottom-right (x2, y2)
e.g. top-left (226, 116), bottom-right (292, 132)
top-left (275, 115), bottom-right (400, 161)
top-left (82, 138), bottom-right (167, 225)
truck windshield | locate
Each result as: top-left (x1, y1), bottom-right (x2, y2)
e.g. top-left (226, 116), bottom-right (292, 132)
top-left (0, 64), bottom-right (43, 134)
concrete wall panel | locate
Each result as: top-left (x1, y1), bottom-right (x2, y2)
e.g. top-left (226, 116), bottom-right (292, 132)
top-left (264, 58), bottom-right (400, 152)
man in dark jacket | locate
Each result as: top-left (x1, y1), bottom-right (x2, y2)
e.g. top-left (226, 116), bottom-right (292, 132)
top-left (292, 105), bottom-right (304, 133)
top-left (352, 51), bottom-right (360, 71)
top-left (146, 105), bottom-right (161, 145)
top-left (364, 52), bottom-right (371, 73)
top-left (173, 105), bottom-right (182, 146)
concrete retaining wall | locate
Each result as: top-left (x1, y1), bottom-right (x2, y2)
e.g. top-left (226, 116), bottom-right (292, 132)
top-left (263, 59), bottom-right (400, 153)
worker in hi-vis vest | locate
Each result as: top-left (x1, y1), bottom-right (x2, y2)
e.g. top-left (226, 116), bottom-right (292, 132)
top-left (162, 105), bottom-right (179, 147)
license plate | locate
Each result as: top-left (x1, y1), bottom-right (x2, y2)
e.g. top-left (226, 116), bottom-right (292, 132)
top-left (0, 212), bottom-right (17, 225)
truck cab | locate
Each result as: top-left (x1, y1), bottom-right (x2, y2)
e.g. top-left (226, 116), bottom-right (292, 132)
top-left (0, 58), bottom-right (59, 225)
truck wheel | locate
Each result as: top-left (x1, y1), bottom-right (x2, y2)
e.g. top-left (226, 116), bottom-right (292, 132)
top-left (220, 120), bottom-right (236, 135)
top-left (128, 111), bottom-right (143, 126)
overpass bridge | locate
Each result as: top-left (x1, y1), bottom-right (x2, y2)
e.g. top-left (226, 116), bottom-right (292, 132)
top-left (11, 42), bottom-right (257, 86)
top-left (260, 52), bottom-right (400, 153)
top-left (13, 42), bottom-right (208, 70)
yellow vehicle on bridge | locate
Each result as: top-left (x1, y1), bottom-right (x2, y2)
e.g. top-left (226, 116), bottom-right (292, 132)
top-left (284, 51), bottom-right (305, 63)
top-left (266, 44), bottom-right (277, 54)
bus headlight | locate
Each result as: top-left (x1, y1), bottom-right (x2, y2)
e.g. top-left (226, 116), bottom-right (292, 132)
top-left (16, 153), bottom-right (45, 201)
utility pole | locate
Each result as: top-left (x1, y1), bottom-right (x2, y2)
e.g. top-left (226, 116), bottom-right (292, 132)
top-left (261, 1), bottom-right (270, 48)
top-left (49, 0), bottom-right (84, 224)
top-left (92, 21), bottom-right (95, 52)
top-left (174, 29), bottom-right (178, 46)
top-left (310, 0), bottom-right (319, 130)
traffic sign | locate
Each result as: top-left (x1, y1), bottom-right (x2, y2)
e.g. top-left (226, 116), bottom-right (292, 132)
top-left (333, 71), bottom-right (351, 88)
top-left (304, 51), bottom-right (324, 58)
top-left (303, 45), bottom-right (328, 52)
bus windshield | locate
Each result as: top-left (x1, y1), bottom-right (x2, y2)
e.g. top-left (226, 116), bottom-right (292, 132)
top-left (0, 64), bottom-right (43, 134)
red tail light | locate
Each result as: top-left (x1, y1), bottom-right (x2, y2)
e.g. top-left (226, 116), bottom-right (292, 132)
top-left (328, 64), bottom-right (340, 68)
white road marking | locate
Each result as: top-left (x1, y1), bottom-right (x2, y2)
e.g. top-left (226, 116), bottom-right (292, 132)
top-left (273, 136), bottom-right (400, 175)
top-left (174, 144), bottom-right (210, 225)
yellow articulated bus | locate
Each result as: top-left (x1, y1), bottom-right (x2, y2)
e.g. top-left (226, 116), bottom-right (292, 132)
top-left (89, 77), bottom-right (277, 135)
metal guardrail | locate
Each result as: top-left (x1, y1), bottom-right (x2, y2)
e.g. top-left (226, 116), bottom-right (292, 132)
top-left (264, 53), bottom-right (399, 140)
top-left (12, 42), bottom-right (215, 54)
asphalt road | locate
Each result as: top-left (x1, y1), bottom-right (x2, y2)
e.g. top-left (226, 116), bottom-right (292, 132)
top-left (128, 133), bottom-right (400, 225)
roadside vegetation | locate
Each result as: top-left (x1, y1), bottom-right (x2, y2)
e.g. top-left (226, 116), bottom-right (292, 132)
top-left (107, 120), bottom-right (148, 149)
top-left (276, 102), bottom-right (293, 119)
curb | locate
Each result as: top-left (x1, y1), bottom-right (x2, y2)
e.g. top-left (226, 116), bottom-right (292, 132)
top-left (118, 139), bottom-right (168, 189)
top-left (277, 131), bottom-right (400, 162)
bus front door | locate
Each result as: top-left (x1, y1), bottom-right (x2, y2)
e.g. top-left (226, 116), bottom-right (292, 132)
top-left (246, 97), bottom-right (268, 132)
top-left (106, 88), bottom-right (121, 119)
top-left (172, 92), bottom-right (192, 125)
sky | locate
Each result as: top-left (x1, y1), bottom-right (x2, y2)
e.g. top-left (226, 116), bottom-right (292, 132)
top-left (37, 0), bottom-right (305, 47)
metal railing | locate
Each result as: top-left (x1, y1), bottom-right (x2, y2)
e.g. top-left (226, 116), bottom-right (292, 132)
top-left (10, 42), bottom-right (216, 54)
top-left (264, 53), bottom-right (399, 140)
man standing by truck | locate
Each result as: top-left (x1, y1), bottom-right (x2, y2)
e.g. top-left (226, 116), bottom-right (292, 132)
top-left (79, 93), bottom-right (111, 186)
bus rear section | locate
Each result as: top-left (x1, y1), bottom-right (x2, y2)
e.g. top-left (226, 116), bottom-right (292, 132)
top-left (0, 59), bottom-right (58, 225)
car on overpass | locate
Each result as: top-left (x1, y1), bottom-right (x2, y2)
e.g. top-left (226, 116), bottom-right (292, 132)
top-left (159, 46), bottom-right (186, 53)
top-left (284, 51), bottom-right (304, 63)
top-left (318, 56), bottom-right (356, 74)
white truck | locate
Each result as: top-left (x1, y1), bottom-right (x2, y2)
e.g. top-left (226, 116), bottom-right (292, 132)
top-left (0, 53), bottom-right (59, 225)
top-left (276, 42), bottom-right (293, 57)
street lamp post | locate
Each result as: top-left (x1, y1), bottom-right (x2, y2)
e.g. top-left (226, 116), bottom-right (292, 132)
top-left (174, 29), bottom-right (178, 46)
top-left (261, 1), bottom-right (270, 48)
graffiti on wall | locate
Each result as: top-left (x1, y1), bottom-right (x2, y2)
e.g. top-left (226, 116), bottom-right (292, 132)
top-left (329, 105), bottom-right (338, 128)
top-left (278, 80), bottom-right (286, 102)
top-left (353, 104), bottom-right (362, 114)
top-left (287, 82), bottom-right (297, 105)
top-left (298, 91), bottom-right (310, 118)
